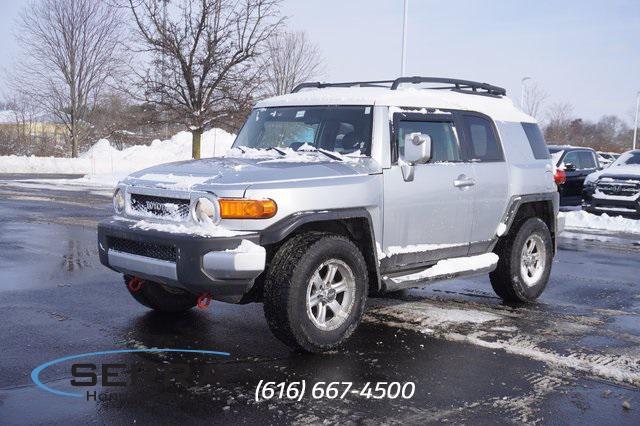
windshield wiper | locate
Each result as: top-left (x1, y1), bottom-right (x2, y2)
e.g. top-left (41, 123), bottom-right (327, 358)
top-left (266, 147), bottom-right (288, 156)
top-left (298, 146), bottom-right (343, 161)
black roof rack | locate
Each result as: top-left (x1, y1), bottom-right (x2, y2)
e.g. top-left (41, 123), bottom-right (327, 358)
top-left (291, 76), bottom-right (506, 97)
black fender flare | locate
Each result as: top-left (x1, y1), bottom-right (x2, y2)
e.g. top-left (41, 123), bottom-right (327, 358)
top-left (259, 208), bottom-right (382, 291)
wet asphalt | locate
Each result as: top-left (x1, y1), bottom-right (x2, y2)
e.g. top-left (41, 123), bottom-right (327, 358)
top-left (0, 174), bottom-right (639, 425)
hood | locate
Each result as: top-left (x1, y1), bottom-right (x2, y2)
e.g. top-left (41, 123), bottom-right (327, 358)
top-left (123, 154), bottom-right (381, 192)
top-left (585, 164), bottom-right (640, 185)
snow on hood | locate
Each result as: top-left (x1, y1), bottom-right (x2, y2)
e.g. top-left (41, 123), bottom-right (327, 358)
top-left (124, 155), bottom-right (381, 191)
top-left (585, 164), bottom-right (640, 185)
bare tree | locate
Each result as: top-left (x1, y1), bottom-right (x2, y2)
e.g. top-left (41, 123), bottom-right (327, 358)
top-left (125, 0), bottom-right (283, 159)
top-left (544, 102), bottom-right (574, 144)
top-left (13, 0), bottom-right (124, 157)
top-left (261, 31), bottom-right (323, 96)
top-left (522, 82), bottom-right (548, 119)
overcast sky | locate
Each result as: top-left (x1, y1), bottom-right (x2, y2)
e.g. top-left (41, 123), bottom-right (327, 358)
top-left (1, 0), bottom-right (638, 122)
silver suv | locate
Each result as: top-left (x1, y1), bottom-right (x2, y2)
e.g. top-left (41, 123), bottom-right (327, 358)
top-left (98, 77), bottom-right (560, 352)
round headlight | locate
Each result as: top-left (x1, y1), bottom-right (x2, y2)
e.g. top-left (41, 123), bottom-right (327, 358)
top-left (193, 197), bottom-right (219, 224)
top-left (113, 188), bottom-right (125, 213)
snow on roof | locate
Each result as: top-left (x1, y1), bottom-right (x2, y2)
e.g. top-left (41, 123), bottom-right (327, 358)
top-left (256, 87), bottom-right (536, 123)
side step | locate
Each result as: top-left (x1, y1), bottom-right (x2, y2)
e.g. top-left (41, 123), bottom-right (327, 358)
top-left (382, 253), bottom-right (499, 293)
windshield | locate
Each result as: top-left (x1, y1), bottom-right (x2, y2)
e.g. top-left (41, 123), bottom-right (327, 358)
top-left (612, 151), bottom-right (640, 166)
top-left (233, 106), bottom-right (373, 156)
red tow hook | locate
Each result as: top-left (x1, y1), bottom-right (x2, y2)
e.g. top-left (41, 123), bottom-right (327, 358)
top-left (196, 293), bottom-right (212, 310)
top-left (127, 277), bottom-right (144, 293)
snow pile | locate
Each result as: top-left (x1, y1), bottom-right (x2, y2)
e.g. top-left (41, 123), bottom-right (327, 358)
top-left (135, 173), bottom-right (221, 191)
top-left (0, 128), bottom-right (236, 181)
top-left (0, 110), bottom-right (15, 124)
top-left (131, 219), bottom-right (250, 238)
top-left (378, 242), bottom-right (465, 259)
top-left (225, 146), bottom-right (366, 164)
top-left (560, 210), bottom-right (640, 234)
top-left (390, 253), bottom-right (499, 283)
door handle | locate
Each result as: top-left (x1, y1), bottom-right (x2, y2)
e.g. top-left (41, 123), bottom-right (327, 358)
top-left (454, 175), bottom-right (476, 188)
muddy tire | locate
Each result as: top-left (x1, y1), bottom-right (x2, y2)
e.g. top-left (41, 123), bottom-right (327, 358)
top-left (490, 217), bottom-right (553, 302)
top-left (263, 232), bottom-right (368, 353)
top-left (124, 275), bottom-right (197, 313)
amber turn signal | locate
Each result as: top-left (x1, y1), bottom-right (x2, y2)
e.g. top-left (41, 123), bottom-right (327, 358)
top-left (218, 198), bottom-right (277, 219)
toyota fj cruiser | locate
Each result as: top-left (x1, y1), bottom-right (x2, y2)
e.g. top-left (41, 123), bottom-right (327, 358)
top-left (98, 77), bottom-right (560, 352)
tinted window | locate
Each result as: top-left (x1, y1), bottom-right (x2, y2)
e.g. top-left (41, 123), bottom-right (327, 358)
top-left (396, 120), bottom-right (460, 162)
top-left (464, 115), bottom-right (503, 161)
top-left (614, 151), bottom-right (640, 166)
top-left (562, 151), bottom-right (580, 169)
top-left (521, 123), bottom-right (550, 160)
top-left (578, 151), bottom-right (597, 169)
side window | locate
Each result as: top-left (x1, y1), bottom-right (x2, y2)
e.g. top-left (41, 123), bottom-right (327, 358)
top-left (463, 115), bottom-right (504, 162)
top-left (578, 151), bottom-right (597, 170)
top-left (521, 123), bottom-right (550, 160)
top-left (562, 151), bottom-right (580, 169)
top-left (396, 120), bottom-right (460, 162)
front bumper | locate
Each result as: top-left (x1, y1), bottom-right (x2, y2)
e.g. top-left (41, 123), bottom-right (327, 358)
top-left (582, 189), bottom-right (640, 218)
top-left (98, 218), bottom-right (266, 303)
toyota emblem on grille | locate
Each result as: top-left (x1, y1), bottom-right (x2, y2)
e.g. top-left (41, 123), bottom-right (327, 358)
top-left (146, 200), bottom-right (168, 213)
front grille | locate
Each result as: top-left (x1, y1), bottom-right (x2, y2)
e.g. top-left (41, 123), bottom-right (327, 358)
top-left (596, 178), bottom-right (640, 197)
top-left (130, 193), bottom-right (190, 220)
top-left (109, 237), bottom-right (176, 262)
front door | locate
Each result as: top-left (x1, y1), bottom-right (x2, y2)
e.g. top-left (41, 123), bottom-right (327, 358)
top-left (382, 110), bottom-right (475, 270)
top-left (561, 150), bottom-right (598, 205)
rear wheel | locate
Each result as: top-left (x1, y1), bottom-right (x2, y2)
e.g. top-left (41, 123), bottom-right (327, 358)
top-left (490, 217), bottom-right (553, 302)
top-left (124, 275), bottom-right (197, 313)
top-left (263, 232), bottom-right (368, 352)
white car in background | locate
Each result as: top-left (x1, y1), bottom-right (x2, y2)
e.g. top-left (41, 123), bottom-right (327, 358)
top-left (583, 150), bottom-right (640, 217)
top-left (597, 151), bottom-right (620, 168)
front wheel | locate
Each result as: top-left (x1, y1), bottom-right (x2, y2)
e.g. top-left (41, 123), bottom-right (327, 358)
top-left (263, 232), bottom-right (369, 352)
top-left (490, 217), bottom-right (553, 302)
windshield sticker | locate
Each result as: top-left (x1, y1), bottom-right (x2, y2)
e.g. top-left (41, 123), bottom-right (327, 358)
top-left (364, 107), bottom-right (371, 114)
top-left (296, 110), bottom-right (306, 118)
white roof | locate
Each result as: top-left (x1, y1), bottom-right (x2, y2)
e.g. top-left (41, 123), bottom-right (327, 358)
top-left (256, 87), bottom-right (535, 123)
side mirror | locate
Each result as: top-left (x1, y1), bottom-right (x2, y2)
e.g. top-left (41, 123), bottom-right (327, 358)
top-left (563, 162), bottom-right (576, 172)
top-left (404, 133), bottom-right (432, 164)
top-left (400, 133), bottom-right (432, 182)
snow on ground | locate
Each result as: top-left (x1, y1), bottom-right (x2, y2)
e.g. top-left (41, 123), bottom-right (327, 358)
top-left (0, 128), bottom-right (235, 187)
top-left (560, 210), bottom-right (640, 234)
top-left (366, 298), bottom-right (640, 387)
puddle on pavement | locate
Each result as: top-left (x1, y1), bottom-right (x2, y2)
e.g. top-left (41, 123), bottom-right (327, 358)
top-left (0, 221), bottom-right (102, 292)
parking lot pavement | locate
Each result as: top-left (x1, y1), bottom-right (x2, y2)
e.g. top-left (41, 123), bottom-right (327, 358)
top-left (0, 176), bottom-right (638, 424)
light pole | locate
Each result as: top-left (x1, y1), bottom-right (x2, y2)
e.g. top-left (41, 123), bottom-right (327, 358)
top-left (520, 77), bottom-right (531, 109)
top-left (400, 0), bottom-right (408, 76)
top-left (634, 91), bottom-right (640, 150)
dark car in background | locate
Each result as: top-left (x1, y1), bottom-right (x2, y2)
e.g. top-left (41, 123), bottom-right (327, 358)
top-left (583, 150), bottom-right (640, 218)
top-left (548, 145), bottom-right (600, 206)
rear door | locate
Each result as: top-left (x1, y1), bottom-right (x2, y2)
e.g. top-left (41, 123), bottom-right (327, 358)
top-left (382, 110), bottom-right (475, 269)
top-left (458, 113), bottom-right (509, 253)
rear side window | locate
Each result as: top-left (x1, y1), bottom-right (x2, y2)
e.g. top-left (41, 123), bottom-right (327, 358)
top-left (463, 115), bottom-right (503, 162)
top-left (521, 123), bottom-right (550, 160)
top-left (396, 120), bottom-right (461, 162)
top-left (562, 151), bottom-right (580, 168)
top-left (578, 150), bottom-right (597, 169)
